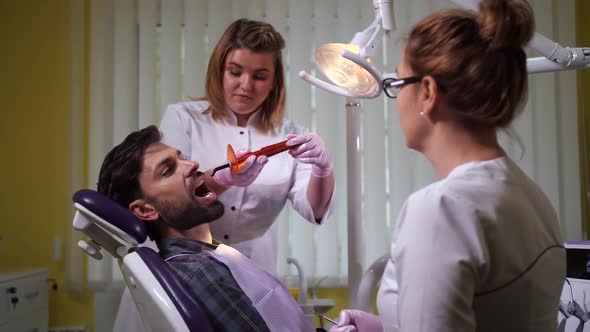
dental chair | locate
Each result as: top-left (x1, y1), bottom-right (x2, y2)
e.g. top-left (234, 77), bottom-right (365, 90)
top-left (71, 189), bottom-right (213, 332)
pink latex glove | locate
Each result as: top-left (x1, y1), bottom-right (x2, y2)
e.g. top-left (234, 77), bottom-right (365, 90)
top-left (213, 149), bottom-right (268, 188)
top-left (286, 133), bottom-right (333, 177)
top-left (329, 310), bottom-right (384, 332)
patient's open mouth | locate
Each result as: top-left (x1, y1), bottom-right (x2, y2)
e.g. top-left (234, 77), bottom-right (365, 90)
top-left (194, 179), bottom-right (213, 198)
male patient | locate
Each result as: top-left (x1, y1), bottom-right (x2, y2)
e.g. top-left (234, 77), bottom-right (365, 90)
top-left (97, 125), bottom-right (313, 332)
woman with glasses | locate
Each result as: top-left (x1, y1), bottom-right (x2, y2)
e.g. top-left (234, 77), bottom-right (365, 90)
top-left (332, 0), bottom-right (564, 331)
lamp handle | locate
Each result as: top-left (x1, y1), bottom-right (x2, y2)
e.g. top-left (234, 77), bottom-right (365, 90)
top-left (299, 71), bottom-right (360, 98)
top-left (299, 71), bottom-right (382, 99)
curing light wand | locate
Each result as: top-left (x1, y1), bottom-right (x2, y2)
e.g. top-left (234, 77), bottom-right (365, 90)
top-left (210, 139), bottom-right (300, 176)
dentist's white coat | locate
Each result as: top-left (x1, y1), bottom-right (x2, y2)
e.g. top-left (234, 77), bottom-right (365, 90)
top-left (377, 157), bottom-right (565, 332)
top-left (160, 101), bottom-right (334, 272)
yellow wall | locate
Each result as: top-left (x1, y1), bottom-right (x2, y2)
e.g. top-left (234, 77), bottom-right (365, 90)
top-left (315, 288), bottom-right (377, 319)
top-left (0, 0), bottom-right (93, 329)
top-left (578, 0), bottom-right (590, 234)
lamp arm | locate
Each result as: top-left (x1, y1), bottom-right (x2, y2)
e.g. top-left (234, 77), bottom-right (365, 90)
top-left (527, 56), bottom-right (590, 74)
top-left (529, 32), bottom-right (571, 64)
top-left (450, 0), bottom-right (590, 72)
top-left (529, 33), bottom-right (590, 70)
top-left (355, 0), bottom-right (394, 57)
top-left (352, 17), bottom-right (383, 59)
top-left (373, 0), bottom-right (395, 31)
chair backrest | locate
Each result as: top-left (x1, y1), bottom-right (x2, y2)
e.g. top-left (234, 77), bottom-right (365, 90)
top-left (72, 189), bottom-right (213, 332)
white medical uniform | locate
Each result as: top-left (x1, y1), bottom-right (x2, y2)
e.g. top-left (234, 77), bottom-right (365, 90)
top-left (160, 101), bottom-right (334, 272)
top-left (112, 101), bottom-right (334, 332)
top-left (377, 157), bottom-right (565, 332)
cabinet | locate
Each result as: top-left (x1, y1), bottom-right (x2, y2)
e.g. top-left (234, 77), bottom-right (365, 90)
top-left (0, 269), bottom-right (48, 332)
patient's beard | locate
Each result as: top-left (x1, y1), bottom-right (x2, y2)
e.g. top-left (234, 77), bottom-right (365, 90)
top-left (154, 198), bottom-right (224, 231)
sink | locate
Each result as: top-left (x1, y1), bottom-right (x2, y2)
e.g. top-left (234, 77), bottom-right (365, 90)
top-left (285, 258), bottom-right (335, 319)
top-left (299, 298), bottom-right (336, 328)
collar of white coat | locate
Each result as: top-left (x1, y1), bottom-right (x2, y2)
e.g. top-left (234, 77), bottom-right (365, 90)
top-left (223, 105), bottom-right (262, 127)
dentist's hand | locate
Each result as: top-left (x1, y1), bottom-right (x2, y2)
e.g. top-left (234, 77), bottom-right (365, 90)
top-left (286, 133), bottom-right (333, 177)
top-left (213, 149), bottom-right (268, 188)
top-left (329, 310), bottom-right (384, 332)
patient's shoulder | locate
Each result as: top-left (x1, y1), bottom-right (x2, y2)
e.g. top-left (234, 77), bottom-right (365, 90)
top-left (166, 252), bottom-right (216, 267)
top-left (165, 253), bottom-right (216, 280)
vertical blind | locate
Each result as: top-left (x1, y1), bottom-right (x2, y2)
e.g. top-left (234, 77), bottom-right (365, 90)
top-left (78, 0), bottom-right (582, 290)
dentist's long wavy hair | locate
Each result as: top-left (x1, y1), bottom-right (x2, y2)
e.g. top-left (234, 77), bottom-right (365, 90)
top-left (200, 18), bottom-right (286, 134)
top-left (405, 0), bottom-right (534, 129)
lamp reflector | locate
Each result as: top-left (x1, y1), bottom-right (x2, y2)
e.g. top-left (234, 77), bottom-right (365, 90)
top-left (315, 43), bottom-right (379, 96)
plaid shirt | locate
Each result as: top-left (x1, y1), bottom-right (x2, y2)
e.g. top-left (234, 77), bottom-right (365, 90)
top-left (158, 237), bottom-right (270, 332)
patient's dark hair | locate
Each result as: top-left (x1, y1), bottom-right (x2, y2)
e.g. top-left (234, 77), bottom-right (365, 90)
top-left (97, 126), bottom-right (161, 239)
top-left (97, 125), bottom-right (161, 205)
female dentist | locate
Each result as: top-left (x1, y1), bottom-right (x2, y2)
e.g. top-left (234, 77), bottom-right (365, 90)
top-left (160, 18), bottom-right (335, 273)
top-left (113, 19), bottom-right (335, 332)
top-left (332, 0), bottom-right (564, 331)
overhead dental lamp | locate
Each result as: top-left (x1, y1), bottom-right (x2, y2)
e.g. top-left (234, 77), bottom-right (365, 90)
top-left (300, 0), bottom-right (590, 99)
top-left (299, 0), bottom-right (394, 98)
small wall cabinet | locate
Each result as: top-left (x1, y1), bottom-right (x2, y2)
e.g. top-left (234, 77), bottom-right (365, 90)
top-left (0, 269), bottom-right (48, 332)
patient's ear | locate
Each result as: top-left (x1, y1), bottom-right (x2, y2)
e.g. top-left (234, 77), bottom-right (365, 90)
top-left (129, 199), bottom-right (159, 222)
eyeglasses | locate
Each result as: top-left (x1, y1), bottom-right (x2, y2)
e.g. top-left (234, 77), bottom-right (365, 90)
top-left (381, 76), bottom-right (422, 98)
